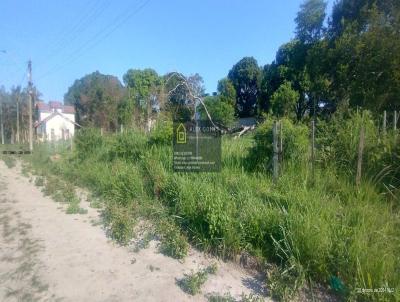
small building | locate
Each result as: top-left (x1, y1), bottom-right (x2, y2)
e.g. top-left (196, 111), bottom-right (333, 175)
top-left (34, 101), bottom-right (80, 141)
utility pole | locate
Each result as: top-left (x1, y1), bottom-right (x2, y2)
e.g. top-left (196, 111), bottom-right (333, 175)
top-left (0, 99), bottom-right (4, 145)
top-left (16, 92), bottom-right (20, 144)
top-left (28, 60), bottom-right (33, 152)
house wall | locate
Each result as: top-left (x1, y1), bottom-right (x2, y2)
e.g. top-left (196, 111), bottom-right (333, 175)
top-left (39, 112), bottom-right (52, 120)
top-left (42, 113), bottom-right (76, 141)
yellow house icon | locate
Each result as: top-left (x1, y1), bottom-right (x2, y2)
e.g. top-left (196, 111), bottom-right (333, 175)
top-left (176, 123), bottom-right (187, 144)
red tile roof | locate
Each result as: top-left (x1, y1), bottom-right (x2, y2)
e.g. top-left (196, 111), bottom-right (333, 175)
top-left (49, 101), bottom-right (62, 109)
top-left (36, 101), bottom-right (75, 114)
top-left (36, 102), bottom-right (50, 111)
top-left (62, 105), bottom-right (75, 114)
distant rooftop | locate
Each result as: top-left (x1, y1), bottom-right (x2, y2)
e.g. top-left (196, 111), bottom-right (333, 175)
top-left (36, 101), bottom-right (75, 114)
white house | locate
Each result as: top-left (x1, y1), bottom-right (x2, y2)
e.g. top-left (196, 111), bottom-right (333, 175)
top-left (34, 101), bottom-right (80, 141)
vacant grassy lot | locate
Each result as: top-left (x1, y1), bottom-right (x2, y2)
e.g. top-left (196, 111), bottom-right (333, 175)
top-left (18, 113), bottom-right (400, 302)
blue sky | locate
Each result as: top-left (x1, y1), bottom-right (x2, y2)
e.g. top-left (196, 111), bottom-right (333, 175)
top-left (0, 0), bottom-right (334, 102)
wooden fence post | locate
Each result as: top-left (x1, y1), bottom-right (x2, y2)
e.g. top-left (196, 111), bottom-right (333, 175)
top-left (273, 121), bottom-right (279, 183)
top-left (279, 120), bottom-right (283, 163)
top-left (311, 120), bottom-right (315, 183)
top-left (394, 110), bottom-right (397, 132)
top-left (356, 125), bottom-right (365, 186)
top-left (100, 128), bottom-right (103, 136)
top-left (383, 110), bottom-right (387, 135)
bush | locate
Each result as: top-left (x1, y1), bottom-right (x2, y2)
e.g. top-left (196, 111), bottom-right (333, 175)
top-left (247, 117), bottom-right (309, 171)
top-left (149, 119), bottom-right (173, 145)
top-left (317, 110), bottom-right (400, 192)
top-left (270, 81), bottom-right (299, 118)
top-left (108, 130), bottom-right (147, 161)
top-left (199, 96), bottom-right (235, 128)
top-left (74, 128), bottom-right (103, 158)
top-left (177, 264), bottom-right (217, 295)
top-left (106, 160), bottom-right (144, 207)
top-left (1, 155), bottom-right (16, 168)
top-left (158, 221), bottom-right (189, 259)
top-left (103, 201), bottom-right (136, 245)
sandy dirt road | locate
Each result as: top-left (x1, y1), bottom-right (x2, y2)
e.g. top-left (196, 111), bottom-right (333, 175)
top-left (0, 161), bottom-right (267, 302)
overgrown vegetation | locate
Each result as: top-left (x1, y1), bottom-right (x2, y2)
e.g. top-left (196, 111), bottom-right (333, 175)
top-left (3, 1), bottom-right (397, 300)
top-left (19, 110), bottom-right (399, 301)
top-left (0, 155), bottom-right (16, 168)
top-left (207, 293), bottom-right (264, 302)
top-left (32, 167), bottom-right (87, 215)
top-left (177, 264), bottom-right (218, 295)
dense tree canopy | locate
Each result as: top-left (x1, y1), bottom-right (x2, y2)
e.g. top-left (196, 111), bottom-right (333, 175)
top-left (121, 68), bottom-right (162, 129)
top-left (228, 57), bottom-right (261, 117)
top-left (199, 95), bottom-right (235, 128)
top-left (270, 81), bottom-right (300, 118)
top-left (64, 71), bottom-right (125, 131)
top-left (258, 0), bottom-right (400, 119)
top-left (217, 78), bottom-right (236, 107)
top-left (0, 85), bottom-right (41, 143)
top-left (295, 0), bottom-right (327, 43)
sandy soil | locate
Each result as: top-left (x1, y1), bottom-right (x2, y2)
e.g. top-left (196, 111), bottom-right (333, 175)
top-left (0, 160), bottom-right (269, 302)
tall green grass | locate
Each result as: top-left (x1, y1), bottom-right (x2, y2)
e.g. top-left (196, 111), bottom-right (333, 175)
top-left (22, 118), bottom-right (400, 301)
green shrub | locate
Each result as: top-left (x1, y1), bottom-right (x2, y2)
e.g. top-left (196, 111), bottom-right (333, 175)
top-left (177, 264), bottom-right (217, 295)
top-left (247, 117), bottom-right (309, 171)
top-left (160, 174), bottom-right (241, 257)
top-left (158, 221), bottom-right (188, 259)
top-left (318, 110), bottom-right (400, 193)
top-left (149, 119), bottom-right (173, 145)
top-left (42, 176), bottom-right (60, 197)
top-left (108, 130), bottom-right (147, 161)
top-left (74, 128), bottom-right (103, 158)
top-left (34, 176), bottom-right (44, 187)
top-left (1, 155), bottom-right (16, 168)
top-left (106, 160), bottom-right (144, 207)
top-left (103, 201), bottom-right (136, 245)
top-left (199, 95), bottom-right (235, 128)
top-left (270, 81), bottom-right (299, 119)
top-left (66, 200), bottom-right (87, 214)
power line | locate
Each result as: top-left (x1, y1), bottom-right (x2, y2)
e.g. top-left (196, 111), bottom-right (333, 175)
top-left (35, 0), bottom-right (111, 69)
top-left (36, 0), bottom-right (150, 81)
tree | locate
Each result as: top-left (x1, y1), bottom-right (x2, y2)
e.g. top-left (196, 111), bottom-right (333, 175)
top-left (0, 85), bottom-right (36, 144)
top-left (217, 78), bottom-right (236, 107)
top-left (274, 41), bottom-right (311, 119)
top-left (295, 0), bottom-right (328, 44)
top-left (122, 68), bottom-right (161, 130)
top-left (259, 63), bottom-right (282, 113)
top-left (327, 2), bottom-right (400, 111)
top-left (270, 81), bottom-right (299, 118)
top-left (164, 72), bottom-right (205, 121)
top-left (328, 0), bottom-right (400, 38)
top-left (199, 95), bottom-right (235, 128)
top-left (228, 57), bottom-right (261, 117)
top-left (64, 71), bottom-right (125, 131)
